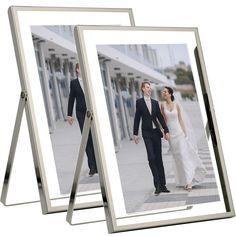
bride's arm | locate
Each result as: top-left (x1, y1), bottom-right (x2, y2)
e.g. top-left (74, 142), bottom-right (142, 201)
top-left (176, 103), bottom-right (187, 136)
top-left (160, 103), bottom-right (167, 122)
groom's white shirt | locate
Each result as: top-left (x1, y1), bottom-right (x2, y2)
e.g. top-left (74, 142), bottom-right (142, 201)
top-left (77, 76), bottom-right (84, 91)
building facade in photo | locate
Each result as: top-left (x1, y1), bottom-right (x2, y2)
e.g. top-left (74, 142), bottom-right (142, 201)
top-left (31, 25), bottom-right (179, 151)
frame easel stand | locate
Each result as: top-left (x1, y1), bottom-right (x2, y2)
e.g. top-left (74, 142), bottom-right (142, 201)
top-left (66, 110), bottom-right (105, 225)
top-left (1, 91), bottom-right (103, 214)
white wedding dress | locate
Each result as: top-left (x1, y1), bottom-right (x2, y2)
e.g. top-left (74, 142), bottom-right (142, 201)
top-left (163, 102), bottom-right (207, 187)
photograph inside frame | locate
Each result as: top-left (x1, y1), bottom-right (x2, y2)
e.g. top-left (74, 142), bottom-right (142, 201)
top-left (96, 43), bottom-right (220, 214)
top-left (30, 25), bottom-right (100, 194)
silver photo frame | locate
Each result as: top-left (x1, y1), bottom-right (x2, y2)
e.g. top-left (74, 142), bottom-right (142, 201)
top-left (72, 25), bottom-right (235, 232)
top-left (0, 6), bottom-right (134, 215)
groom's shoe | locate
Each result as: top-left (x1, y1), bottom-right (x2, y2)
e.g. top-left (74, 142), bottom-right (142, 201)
top-left (154, 188), bottom-right (161, 196)
top-left (89, 168), bottom-right (97, 177)
top-left (161, 186), bottom-right (170, 193)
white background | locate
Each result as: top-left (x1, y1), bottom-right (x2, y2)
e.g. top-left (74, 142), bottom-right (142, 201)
top-left (0, 0), bottom-right (235, 235)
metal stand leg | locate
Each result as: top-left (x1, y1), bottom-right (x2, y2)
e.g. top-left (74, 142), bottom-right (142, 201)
top-left (194, 47), bottom-right (210, 139)
top-left (0, 92), bottom-right (50, 213)
top-left (66, 110), bottom-right (104, 224)
top-left (0, 91), bottom-right (53, 213)
top-left (1, 94), bottom-right (103, 214)
top-left (1, 92), bottom-right (27, 204)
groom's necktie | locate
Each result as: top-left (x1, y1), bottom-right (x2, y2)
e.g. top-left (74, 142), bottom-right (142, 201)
top-left (144, 97), bottom-right (156, 129)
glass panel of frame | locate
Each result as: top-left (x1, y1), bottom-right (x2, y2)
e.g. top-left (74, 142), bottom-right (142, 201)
top-left (4, 6), bottom-right (134, 213)
top-left (73, 25), bottom-right (234, 232)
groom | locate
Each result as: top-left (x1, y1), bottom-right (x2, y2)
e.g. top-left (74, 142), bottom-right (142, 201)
top-left (133, 81), bottom-right (170, 195)
top-left (67, 63), bottom-right (97, 176)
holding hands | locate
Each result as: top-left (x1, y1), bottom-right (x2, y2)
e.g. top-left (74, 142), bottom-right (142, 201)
top-left (134, 133), bottom-right (170, 144)
top-left (164, 132), bottom-right (170, 141)
top-left (133, 135), bottom-right (140, 144)
top-left (67, 116), bottom-right (74, 125)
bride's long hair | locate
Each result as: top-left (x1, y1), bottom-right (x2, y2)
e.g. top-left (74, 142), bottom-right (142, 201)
top-left (164, 86), bottom-right (175, 101)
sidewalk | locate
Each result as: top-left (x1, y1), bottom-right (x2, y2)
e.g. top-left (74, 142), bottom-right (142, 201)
top-left (116, 136), bottom-right (219, 213)
top-left (50, 121), bottom-right (100, 194)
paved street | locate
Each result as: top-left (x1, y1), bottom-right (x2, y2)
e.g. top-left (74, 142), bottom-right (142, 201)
top-left (50, 120), bottom-right (100, 194)
top-left (116, 134), bottom-right (219, 213)
top-left (50, 101), bottom-right (220, 213)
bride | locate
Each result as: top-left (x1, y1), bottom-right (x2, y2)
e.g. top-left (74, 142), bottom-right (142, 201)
top-left (161, 86), bottom-right (206, 191)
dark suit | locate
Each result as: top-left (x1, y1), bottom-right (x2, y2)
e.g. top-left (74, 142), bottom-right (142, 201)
top-left (133, 97), bottom-right (169, 190)
top-left (68, 78), bottom-right (97, 171)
